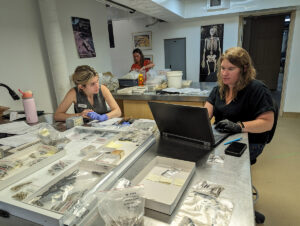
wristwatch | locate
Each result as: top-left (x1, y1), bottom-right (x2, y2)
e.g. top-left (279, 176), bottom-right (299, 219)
top-left (238, 121), bottom-right (245, 129)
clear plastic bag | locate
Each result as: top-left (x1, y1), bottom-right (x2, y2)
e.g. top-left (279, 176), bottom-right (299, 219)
top-left (172, 181), bottom-right (233, 226)
top-left (113, 178), bottom-right (132, 189)
top-left (192, 181), bottom-right (224, 198)
top-left (0, 160), bottom-right (22, 179)
top-left (11, 181), bottom-right (40, 201)
top-left (97, 185), bottom-right (145, 226)
top-left (207, 154), bottom-right (225, 165)
top-left (29, 168), bottom-right (105, 213)
top-left (48, 160), bottom-right (73, 175)
top-left (100, 72), bottom-right (119, 92)
top-left (38, 124), bottom-right (69, 148)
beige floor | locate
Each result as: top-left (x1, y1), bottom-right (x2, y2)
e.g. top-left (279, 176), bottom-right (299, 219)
top-left (252, 116), bottom-right (300, 226)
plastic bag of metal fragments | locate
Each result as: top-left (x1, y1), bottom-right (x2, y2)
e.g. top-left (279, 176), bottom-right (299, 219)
top-left (207, 154), bottom-right (225, 165)
top-left (38, 124), bottom-right (69, 148)
top-left (97, 185), bottom-right (145, 226)
top-left (29, 168), bottom-right (103, 213)
top-left (171, 181), bottom-right (233, 226)
top-left (192, 180), bottom-right (224, 198)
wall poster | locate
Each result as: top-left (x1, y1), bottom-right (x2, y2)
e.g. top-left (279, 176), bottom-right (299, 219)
top-left (200, 24), bottom-right (224, 82)
top-left (71, 17), bottom-right (96, 58)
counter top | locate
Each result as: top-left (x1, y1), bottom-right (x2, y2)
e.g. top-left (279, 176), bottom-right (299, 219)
top-left (113, 82), bottom-right (217, 102)
top-left (87, 132), bottom-right (254, 226)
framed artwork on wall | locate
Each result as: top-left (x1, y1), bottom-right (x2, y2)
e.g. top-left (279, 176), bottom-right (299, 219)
top-left (71, 17), bottom-right (96, 58)
top-left (144, 55), bottom-right (153, 62)
top-left (199, 24), bottom-right (224, 82)
top-left (132, 31), bottom-right (152, 50)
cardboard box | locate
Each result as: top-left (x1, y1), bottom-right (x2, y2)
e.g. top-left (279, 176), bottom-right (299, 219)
top-left (132, 156), bottom-right (195, 215)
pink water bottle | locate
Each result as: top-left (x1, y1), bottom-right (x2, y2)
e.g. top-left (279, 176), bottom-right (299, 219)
top-left (19, 89), bottom-right (38, 123)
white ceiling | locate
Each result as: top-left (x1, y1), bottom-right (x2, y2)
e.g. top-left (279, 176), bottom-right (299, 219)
top-left (99, 0), bottom-right (300, 22)
top-left (101, 0), bottom-right (185, 22)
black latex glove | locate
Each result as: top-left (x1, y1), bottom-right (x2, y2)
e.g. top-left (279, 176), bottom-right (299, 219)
top-left (215, 119), bottom-right (242, 134)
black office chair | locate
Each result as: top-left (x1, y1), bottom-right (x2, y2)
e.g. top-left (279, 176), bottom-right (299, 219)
top-left (252, 98), bottom-right (279, 224)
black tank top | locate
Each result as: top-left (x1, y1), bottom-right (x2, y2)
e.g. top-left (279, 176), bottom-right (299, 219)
top-left (74, 86), bottom-right (108, 114)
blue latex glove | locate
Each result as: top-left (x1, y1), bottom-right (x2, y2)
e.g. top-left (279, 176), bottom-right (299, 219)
top-left (87, 112), bottom-right (108, 122)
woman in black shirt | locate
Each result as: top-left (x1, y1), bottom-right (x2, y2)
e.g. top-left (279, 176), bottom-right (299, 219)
top-left (204, 47), bottom-right (275, 161)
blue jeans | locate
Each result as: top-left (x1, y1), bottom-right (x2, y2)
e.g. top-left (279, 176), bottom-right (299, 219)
top-left (249, 143), bottom-right (265, 162)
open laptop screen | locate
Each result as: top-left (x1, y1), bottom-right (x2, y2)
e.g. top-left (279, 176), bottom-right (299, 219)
top-left (148, 102), bottom-right (215, 146)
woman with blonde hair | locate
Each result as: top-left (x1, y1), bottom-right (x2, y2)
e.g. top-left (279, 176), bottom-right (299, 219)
top-left (204, 47), bottom-right (275, 161)
top-left (54, 65), bottom-right (121, 122)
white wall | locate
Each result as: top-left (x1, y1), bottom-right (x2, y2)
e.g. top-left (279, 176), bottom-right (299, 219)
top-left (110, 15), bottom-right (239, 81)
top-left (0, 0), bottom-right (112, 113)
top-left (56, 0), bottom-right (112, 77)
top-left (111, 10), bottom-right (300, 113)
top-left (0, 0), bottom-right (55, 112)
top-left (284, 8), bottom-right (300, 113)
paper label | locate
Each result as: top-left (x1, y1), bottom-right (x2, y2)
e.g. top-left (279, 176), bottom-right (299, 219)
top-left (78, 103), bottom-right (87, 108)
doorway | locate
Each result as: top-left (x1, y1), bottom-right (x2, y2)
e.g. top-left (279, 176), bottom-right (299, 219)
top-left (242, 13), bottom-right (290, 108)
top-left (164, 38), bottom-right (186, 79)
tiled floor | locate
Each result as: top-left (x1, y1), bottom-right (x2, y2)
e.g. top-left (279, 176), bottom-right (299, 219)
top-left (252, 116), bottom-right (300, 226)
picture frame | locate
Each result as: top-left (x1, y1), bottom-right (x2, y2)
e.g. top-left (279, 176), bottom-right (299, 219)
top-left (206, 0), bottom-right (230, 10)
top-left (199, 24), bottom-right (224, 82)
top-left (132, 31), bottom-right (152, 50)
top-left (71, 17), bottom-right (96, 58)
top-left (144, 55), bottom-right (153, 62)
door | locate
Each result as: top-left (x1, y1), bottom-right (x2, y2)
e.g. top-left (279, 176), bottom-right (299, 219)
top-left (243, 15), bottom-right (285, 90)
top-left (164, 38), bottom-right (186, 79)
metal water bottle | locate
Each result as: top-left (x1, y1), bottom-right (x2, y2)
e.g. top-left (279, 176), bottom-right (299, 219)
top-left (19, 89), bottom-right (38, 123)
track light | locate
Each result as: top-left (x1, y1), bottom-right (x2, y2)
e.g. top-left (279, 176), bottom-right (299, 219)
top-left (96, 0), bottom-right (136, 14)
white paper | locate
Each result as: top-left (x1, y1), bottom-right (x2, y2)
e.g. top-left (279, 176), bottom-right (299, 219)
top-left (9, 112), bottom-right (18, 121)
top-left (162, 87), bottom-right (209, 95)
top-left (0, 133), bottom-right (39, 147)
top-left (0, 121), bottom-right (31, 134)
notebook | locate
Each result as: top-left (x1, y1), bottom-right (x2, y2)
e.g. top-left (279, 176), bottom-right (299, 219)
top-left (148, 102), bottom-right (229, 146)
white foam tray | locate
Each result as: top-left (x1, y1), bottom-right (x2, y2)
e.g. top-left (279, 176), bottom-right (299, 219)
top-left (132, 156), bottom-right (195, 215)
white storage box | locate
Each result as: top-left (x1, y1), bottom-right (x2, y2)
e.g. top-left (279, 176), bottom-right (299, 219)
top-left (132, 156), bottom-right (195, 215)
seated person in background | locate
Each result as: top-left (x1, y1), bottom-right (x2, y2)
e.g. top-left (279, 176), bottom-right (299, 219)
top-left (54, 65), bottom-right (121, 122)
top-left (204, 47), bottom-right (275, 162)
top-left (131, 48), bottom-right (155, 72)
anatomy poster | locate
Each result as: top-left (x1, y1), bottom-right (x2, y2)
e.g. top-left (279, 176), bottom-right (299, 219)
top-left (200, 24), bottom-right (224, 82)
top-left (72, 17), bottom-right (96, 58)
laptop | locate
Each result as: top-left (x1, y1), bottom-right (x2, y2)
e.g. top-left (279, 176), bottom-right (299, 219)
top-left (148, 102), bottom-right (229, 146)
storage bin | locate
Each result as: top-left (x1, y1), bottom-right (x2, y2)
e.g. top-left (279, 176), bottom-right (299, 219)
top-left (118, 79), bottom-right (138, 88)
top-left (167, 71), bottom-right (183, 88)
